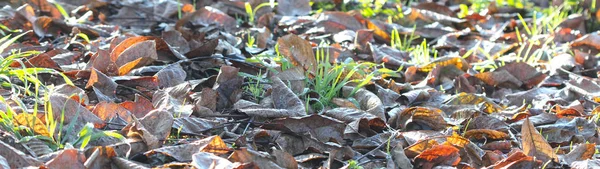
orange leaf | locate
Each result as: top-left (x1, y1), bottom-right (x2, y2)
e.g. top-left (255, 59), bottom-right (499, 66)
top-left (414, 144), bottom-right (461, 169)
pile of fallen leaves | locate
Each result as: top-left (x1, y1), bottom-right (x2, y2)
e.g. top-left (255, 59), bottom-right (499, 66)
top-left (1, 0), bottom-right (600, 168)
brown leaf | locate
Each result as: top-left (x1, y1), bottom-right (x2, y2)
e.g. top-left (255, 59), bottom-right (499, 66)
top-left (214, 66), bottom-right (244, 111)
top-left (145, 135), bottom-right (229, 162)
top-left (84, 146), bottom-right (117, 169)
top-left (342, 86), bottom-right (385, 119)
top-left (393, 107), bottom-right (448, 131)
top-left (123, 109), bottom-right (174, 149)
top-left (277, 34), bottom-right (317, 77)
top-left (563, 143), bottom-right (596, 165)
top-left (33, 16), bottom-right (70, 37)
top-left (49, 93), bottom-right (104, 141)
top-left (418, 57), bottom-right (470, 73)
top-left (443, 93), bottom-right (503, 114)
top-left (13, 113), bottom-right (50, 137)
top-left (91, 102), bottom-right (133, 124)
top-left (86, 68), bottom-right (118, 102)
top-left (262, 114), bottom-right (345, 143)
top-left (495, 62), bottom-right (547, 88)
top-left (414, 144), bottom-right (461, 169)
top-left (176, 6), bottom-right (237, 32)
top-left (162, 30), bottom-right (190, 54)
top-left (229, 147), bottom-right (291, 169)
top-left (45, 149), bottom-right (86, 169)
top-left (277, 0), bottom-right (310, 16)
top-left (120, 94), bottom-right (155, 118)
top-left (237, 76), bottom-right (306, 118)
top-left (464, 129), bottom-right (509, 140)
top-left (13, 52), bottom-right (62, 70)
top-left (90, 49), bottom-right (119, 76)
top-left (0, 140), bottom-right (43, 168)
top-left (154, 63), bottom-right (187, 88)
top-left (116, 42), bottom-right (158, 75)
top-left (521, 118), bottom-right (558, 163)
top-left (315, 11), bottom-right (364, 34)
top-left (172, 117), bottom-right (222, 135)
top-left (152, 83), bottom-right (193, 117)
top-left (489, 151), bottom-right (541, 168)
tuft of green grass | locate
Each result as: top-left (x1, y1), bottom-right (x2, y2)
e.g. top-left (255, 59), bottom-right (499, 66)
top-left (308, 43), bottom-right (375, 111)
top-left (245, 1), bottom-right (277, 25)
top-left (0, 32), bottom-right (122, 151)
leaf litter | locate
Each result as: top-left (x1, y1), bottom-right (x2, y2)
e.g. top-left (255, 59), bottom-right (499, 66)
top-left (0, 0), bottom-right (600, 168)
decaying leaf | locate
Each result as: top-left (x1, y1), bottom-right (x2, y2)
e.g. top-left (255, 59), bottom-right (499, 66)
top-left (521, 118), bottom-right (558, 163)
top-left (237, 76), bottom-right (306, 118)
top-left (145, 135), bottom-right (229, 162)
top-left (414, 144), bottom-right (461, 169)
top-left (277, 34), bottom-right (317, 77)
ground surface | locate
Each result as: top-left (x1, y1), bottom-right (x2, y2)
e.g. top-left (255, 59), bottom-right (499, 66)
top-left (0, 0), bottom-right (600, 168)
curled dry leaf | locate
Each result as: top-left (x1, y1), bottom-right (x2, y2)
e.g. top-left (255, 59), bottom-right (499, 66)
top-left (152, 82), bottom-right (193, 117)
top-left (521, 118), bottom-right (558, 163)
top-left (86, 68), bottom-right (118, 102)
top-left (393, 107), bottom-right (448, 131)
top-left (342, 86), bottom-right (385, 119)
top-left (122, 109), bottom-right (173, 149)
top-left (213, 66), bottom-right (243, 111)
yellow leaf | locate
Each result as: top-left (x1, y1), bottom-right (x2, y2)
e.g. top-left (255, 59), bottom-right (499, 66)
top-left (13, 113), bottom-right (50, 137)
top-left (418, 57), bottom-right (469, 72)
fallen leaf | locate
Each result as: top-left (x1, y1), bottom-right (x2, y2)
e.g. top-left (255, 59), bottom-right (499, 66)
top-left (237, 76), bottom-right (306, 118)
top-left (13, 113), bottom-right (50, 137)
top-left (277, 0), bottom-right (310, 16)
top-left (277, 34), bottom-right (317, 76)
top-left (262, 114), bottom-right (345, 143)
top-left (154, 63), bottom-right (187, 88)
top-left (414, 144), bottom-right (461, 169)
top-left (145, 135), bottom-right (229, 162)
top-left (191, 152), bottom-right (236, 169)
top-left (521, 118), bottom-right (558, 163)
top-left (0, 140), bottom-right (43, 168)
top-left (86, 68), bottom-right (118, 102)
top-left (464, 129), bottom-right (509, 140)
top-left (45, 149), bottom-right (86, 169)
